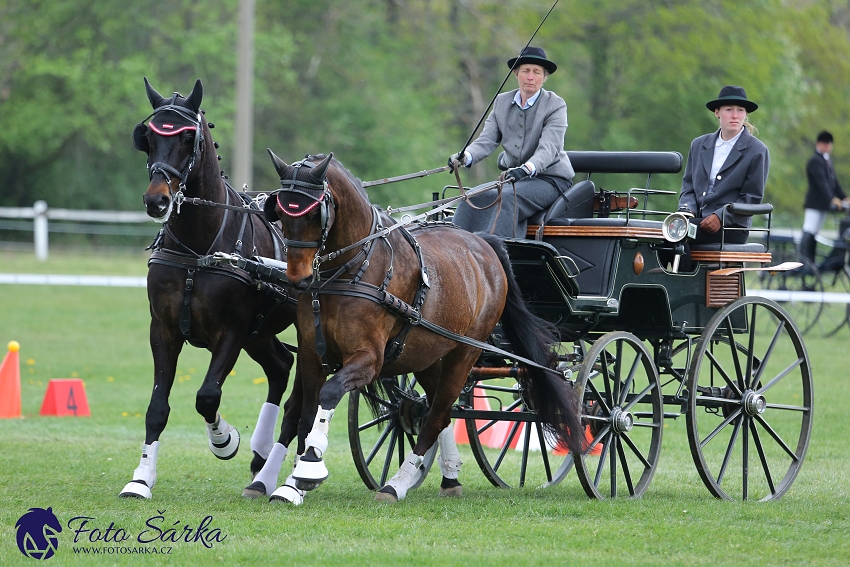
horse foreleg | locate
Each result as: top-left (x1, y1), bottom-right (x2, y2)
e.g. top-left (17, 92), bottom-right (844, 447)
top-left (120, 322), bottom-right (181, 499)
top-left (197, 340), bottom-right (242, 460)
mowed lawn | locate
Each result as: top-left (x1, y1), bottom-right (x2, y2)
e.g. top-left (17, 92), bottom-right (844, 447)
top-left (0, 250), bottom-right (848, 566)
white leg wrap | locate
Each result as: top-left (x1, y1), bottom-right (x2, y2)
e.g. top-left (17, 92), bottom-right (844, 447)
top-left (252, 443), bottom-right (288, 495)
top-left (250, 402), bottom-right (280, 460)
top-left (270, 474), bottom-right (305, 505)
top-left (303, 405), bottom-right (334, 458)
top-left (207, 414), bottom-right (240, 460)
top-left (120, 441), bottom-right (160, 499)
top-left (384, 452), bottom-right (425, 501)
top-left (437, 425), bottom-right (463, 480)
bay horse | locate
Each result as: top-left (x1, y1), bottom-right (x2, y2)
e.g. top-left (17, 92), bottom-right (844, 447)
top-left (263, 151), bottom-right (583, 502)
top-left (121, 78), bottom-right (305, 503)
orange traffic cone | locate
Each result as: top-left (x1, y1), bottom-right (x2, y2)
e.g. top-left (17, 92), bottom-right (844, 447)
top-left (0, 341), bottom-right (22, 419)
top-left (40, 379), bottom-right (90, 417)
top-left (454, 394), bottom-right (493, 446)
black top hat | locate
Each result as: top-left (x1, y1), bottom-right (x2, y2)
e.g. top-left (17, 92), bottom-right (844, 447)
top-left (507, 46), bottom-right (557, 74)
top-left (705, 85), bottom-right (758, 113)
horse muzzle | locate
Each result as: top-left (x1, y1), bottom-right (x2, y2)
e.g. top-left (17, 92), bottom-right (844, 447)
top-left (143, 185), bottom-right (174, 223)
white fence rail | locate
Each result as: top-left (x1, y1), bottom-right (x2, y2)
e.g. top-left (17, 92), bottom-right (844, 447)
top-left (0, 200), bottom-right (153, 260)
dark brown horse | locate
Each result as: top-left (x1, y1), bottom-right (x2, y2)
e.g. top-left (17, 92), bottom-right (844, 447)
top-left (120, 78), bottom-right (303, 501)
top-left (263, 151), bottom-right (583, 502)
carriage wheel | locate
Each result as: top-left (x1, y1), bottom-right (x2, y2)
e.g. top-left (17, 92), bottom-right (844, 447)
top-left (348, 375), bottom-right (436, 491)
top-left (573, 332), bottom-right (664, 499)
top-left (815, 265), bottom-right (850, 337)
top-left (757, 263), bottom-right (824, 336)
top-left (686, 296), bottom-right (813, 501)
top-left (459, 375), bottom-right (575, 489)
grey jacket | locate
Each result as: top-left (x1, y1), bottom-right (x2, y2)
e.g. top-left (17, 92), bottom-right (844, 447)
top-left (678, 128), bottom-right (769, 228)
top-left (466, 88), bottom-right (574, 180)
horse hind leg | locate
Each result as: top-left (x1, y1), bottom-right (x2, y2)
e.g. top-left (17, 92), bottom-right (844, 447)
top-left (437, 423), bottom-right (463, 498)
top-left (249, 402), bottom-right (280, 476)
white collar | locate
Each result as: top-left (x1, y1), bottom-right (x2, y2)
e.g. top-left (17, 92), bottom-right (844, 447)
top-left (513, 89), bottom-right (542, 109)
top-left (716, 128), bottom-right (744, 147)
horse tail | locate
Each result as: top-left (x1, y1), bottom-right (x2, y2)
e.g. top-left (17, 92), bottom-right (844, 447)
top-left (478, 233), bottom-right (584, 458)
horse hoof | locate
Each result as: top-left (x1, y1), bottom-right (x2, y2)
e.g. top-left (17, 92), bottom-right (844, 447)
top-left (269, 484), bottom-right (304, 506)
top-left (439, 485), bottom-right (463, 498)
top-left (439, 477), bottom-right (462, 497)
top-left (375, 486), bottom-right (398, 504)
top-left (209, 426), bottom-right (240, 460)
top-left (292, 451), bottom-right (328, 491)
top-left (242, 481), bottom-right (267, 499)
top-left (119, 480), bottom-right (152, 499)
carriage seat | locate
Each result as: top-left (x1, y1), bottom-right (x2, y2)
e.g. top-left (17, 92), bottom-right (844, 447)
top-left (526, 180), bottom-right (596, 227)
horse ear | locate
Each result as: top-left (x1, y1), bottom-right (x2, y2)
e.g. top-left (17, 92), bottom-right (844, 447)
top-left (144, 77), bottom-right (165, 109)
top-left (185, 79), bottom-right (203, 113)
top-left (266, 148), bottom-right (289, 178)
top-left (312, 152), bottom-right (334, 181)
top-left (263, 193), bottom-right (280, 223)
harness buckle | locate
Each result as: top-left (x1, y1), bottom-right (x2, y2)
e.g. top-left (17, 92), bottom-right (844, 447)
top-left (409, 310), bottom-right (422, 325)
top-left (175, 189), bottom-right (185, 215)
top-left (312, 297), bottom-right (321, 312)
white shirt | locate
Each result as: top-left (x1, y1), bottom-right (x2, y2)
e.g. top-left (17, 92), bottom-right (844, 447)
top-left (710, 128), bottom-right (744, 183)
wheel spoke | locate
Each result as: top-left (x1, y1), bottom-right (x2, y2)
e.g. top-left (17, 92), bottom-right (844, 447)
top-left (358, 412), bottom-right (392, 432)
top-left (617, 437), bottom-right (636, 496)
top-left (750, 420), bottom-right (777, 496)
top-left (609, 435), bottom-right (619, 498)
top-left (362, 389), bottom-right (396, 411)
top-left (722, 316), bottom-right (745, 390)
top-left (534, 421), bottom-right (554, 482)
top-left (623, 381), bottom-right (657, 413)
top-left (705, 349), bottom-right (743, 397)
top-left (716, 416), bottom-right (742, 486)
top-left (593, 431), bottom-right (612, 486)
top-left (700, 406), bottom-right (743, 448)
top-left (742, 417), bottom-right (750, 500)
top-left (585, 374), bottom-right (612, 414)
top-left (364, 421), bottom-right (395, 466)
top-left (519, 421), bottom-right (532, 487)
top-left (493, 420), bottom-right (523, 473)
top-left (614, 341), bottom-right (623, 404)
top-left (379, 427), bottom-right (399, 485)
top-left (620, 350), bottom-right (643, 407)
top-left (756, 357), bottom-right (805, 395)
top-left (475, 398), bottom-right (522, 435)
top-left (753, 414), bottom-right (801, 461)
top-left (749, 315), bottom-right (784, 390)
top-left (620, 431), bottom-right (652, 470)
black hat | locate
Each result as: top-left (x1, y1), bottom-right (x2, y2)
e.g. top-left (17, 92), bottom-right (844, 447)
top-left (706, 85), bottom-right (758, 113)
top-left (507, 46), bottom-right (557, 74)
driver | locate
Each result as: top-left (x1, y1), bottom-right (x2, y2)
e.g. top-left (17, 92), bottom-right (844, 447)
top-left (676, 85), bottom-right (769, 245)
top-left (447, 46), bottom-right (574, 238)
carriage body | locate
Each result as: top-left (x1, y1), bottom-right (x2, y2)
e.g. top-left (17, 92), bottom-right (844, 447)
top-left (351, 150), bottom-right (812, 502)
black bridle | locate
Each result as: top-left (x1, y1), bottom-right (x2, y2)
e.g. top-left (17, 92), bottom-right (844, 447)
top-left (272, 159), bottom-right (337, 281)
top-left (133, 97), bottom-right (205, 223)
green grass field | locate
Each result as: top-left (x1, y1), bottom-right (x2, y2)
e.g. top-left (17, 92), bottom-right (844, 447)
top-left (1, 250), bottom-right (848, 566)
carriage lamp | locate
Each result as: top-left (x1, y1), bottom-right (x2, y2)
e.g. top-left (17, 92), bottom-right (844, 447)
top-left (662, 212), bottom-right (698, 242)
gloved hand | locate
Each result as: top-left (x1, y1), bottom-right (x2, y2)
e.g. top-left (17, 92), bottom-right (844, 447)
top-left (700, 213), bottom-right (721, 234)
top-left (504, 166), bottom-right (530, 183)
top-left (447, 151), bottom-right (471, 173)
top-left (676, 206), bottom-right (694, 218)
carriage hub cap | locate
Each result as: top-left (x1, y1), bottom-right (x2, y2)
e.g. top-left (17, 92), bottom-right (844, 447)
top-left (610, 407), bottom-right (634, 433)
top-left (742, 390), bottom-right (766, 416)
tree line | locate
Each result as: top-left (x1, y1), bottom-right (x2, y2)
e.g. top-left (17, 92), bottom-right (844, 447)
top-left (2, 0), bottom-right (849, 224)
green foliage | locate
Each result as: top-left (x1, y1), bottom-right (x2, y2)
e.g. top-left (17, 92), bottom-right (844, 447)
top-left (2, 0), bottom-right (850, 218)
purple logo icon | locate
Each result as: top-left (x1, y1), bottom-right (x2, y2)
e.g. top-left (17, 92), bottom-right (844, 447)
top-left (15, 507), bottom-right (62, 560)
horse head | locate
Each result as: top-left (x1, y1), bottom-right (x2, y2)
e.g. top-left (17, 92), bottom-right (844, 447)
top-left (265, 151), bottom-right (337, 287)
top-left (134, 77), bottom-right (209, 222)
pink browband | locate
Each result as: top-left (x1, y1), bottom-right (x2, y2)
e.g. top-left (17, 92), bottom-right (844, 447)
top-left (149, 123), bottom-right (196, 136)
top-left (276, 192), bottom-right (324, 218)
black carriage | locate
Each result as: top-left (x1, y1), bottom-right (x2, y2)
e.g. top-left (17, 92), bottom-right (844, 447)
top-left (348, 151), bottom-right (813, 501)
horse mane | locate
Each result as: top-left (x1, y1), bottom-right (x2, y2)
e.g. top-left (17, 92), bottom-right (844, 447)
top-left (304, 154), bottom-right (371, 204)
